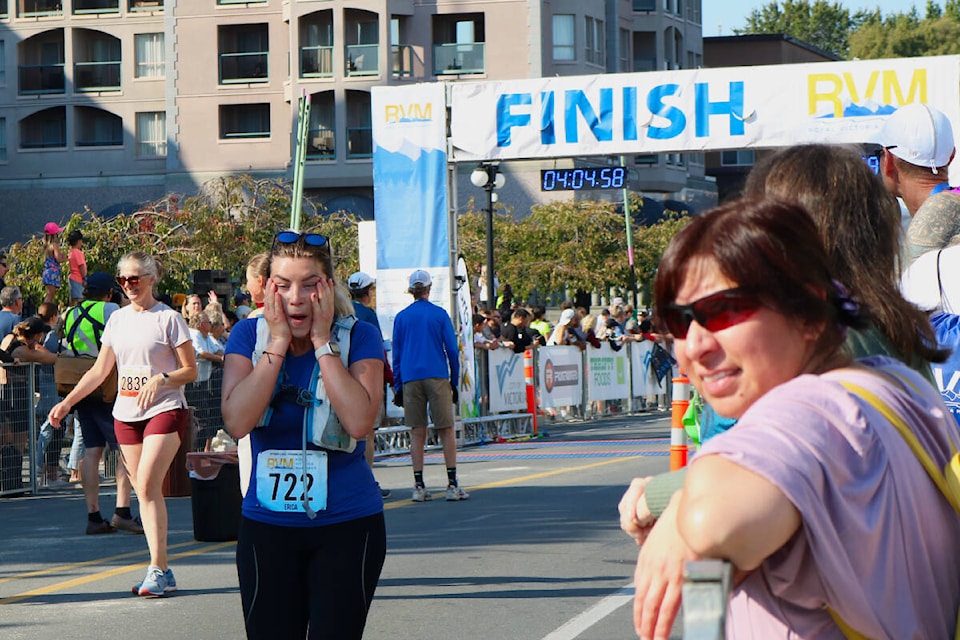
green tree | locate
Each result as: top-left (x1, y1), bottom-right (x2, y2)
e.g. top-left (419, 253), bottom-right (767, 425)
top-left (849, 9), bottom-right (960, 58)
top-left (6, 176), bottom-right (363, 309)
top-left (735, 0), bottom-right (871, 58)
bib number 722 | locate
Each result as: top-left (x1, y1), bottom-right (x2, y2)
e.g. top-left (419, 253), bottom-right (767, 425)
top-left (268, 472), bottom-right (315, 503)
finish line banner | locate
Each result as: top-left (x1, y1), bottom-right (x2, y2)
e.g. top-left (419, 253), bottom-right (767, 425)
top-left (448, 55), bottom-right (960, 161)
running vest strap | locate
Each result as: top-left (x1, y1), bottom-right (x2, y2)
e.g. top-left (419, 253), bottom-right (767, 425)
top-left (63, 301), bottom-right (107, 357)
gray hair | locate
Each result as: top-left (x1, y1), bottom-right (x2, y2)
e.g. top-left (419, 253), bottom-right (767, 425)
top-left (0, 286), bottom-right (22, 308)
top-left (118, 251), bottom-right (162, 280)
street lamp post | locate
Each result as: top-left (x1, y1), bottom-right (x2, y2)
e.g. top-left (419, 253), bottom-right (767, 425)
top-left (470, 163), bottom-right (505, 311)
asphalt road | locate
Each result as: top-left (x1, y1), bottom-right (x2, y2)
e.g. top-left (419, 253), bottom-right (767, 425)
top-left (0, 412), bottom-right (676, 640)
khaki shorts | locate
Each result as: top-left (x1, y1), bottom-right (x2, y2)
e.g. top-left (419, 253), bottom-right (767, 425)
top-left (402, 378), bottom-right (454, 429)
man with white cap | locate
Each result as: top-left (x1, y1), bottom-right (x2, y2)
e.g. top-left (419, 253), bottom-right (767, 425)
top-left (391, 269), bottom-right (468, 502)
top-left (878, 102), bottom-right (960, 260)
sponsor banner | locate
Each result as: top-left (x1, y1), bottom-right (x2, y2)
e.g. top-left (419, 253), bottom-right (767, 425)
top-left (448, 55), bottom-right (960, 161)
top-left (538, 346), bottom-right (583, 408)
top-left (586, 342), bottom-right (630, 401)
top-left (631, 341), bottom-right (661, 398)
top-left (488, 348), bottom-right (527, 413)
top-left (455, 257), bottom-right (479, 418)
top-left (372, 84), bottom-right (451, 358)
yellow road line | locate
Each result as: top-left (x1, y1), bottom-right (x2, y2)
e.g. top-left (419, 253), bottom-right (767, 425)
top-left (4, 455), bottom-right (644, 599)
top-left (0, 541), bottom-right (235, 605)
top-left (0, 540), bottom-right (203, 585)
top-left (384, 454), bottom-right (642, 509)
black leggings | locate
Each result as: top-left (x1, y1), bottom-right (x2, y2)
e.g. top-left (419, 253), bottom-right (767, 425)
top-left (237, 513), bottom-right (386, 640)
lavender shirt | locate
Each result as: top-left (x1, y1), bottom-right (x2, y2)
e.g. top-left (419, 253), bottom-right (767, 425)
top-left (696, 357), bottom-right (960, 639)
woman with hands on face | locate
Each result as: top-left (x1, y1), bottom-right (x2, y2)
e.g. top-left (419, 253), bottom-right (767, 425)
top-left (49, 251), bottom-right (197, 597)
top-left (221, 230), bottom-right (386, 640)
top-left (625, 199), bottom-right (960, 640)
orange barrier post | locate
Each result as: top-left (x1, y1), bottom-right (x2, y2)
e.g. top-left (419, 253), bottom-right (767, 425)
top-left (524, 349), bottom-right (538, 436)
top-left (670, 370), bottom-right (691, 470)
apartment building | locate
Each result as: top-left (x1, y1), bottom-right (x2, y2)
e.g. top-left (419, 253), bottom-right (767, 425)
top-left (0, 0), bottom-right (709, 246)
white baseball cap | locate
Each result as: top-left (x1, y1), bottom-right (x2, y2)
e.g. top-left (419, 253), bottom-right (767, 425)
top-left (557, 308), bottom-right (575, 326)
top-left (347, 271), bottom-right (375, 290)
top-left (408, 269), bottom-right (432, 288)
top-left (879, 103), bottom-right (955, 173)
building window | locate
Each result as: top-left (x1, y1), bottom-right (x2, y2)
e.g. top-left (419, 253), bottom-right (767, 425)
top-left (20, 106), bottom-right (66, 149)
top-left (432, 13), bottom-right (485, 75)
top-left (0, 117), bottom-right (6, 162)
top-left (219, 24), bottom-right (269, 84)
top-left (74, 0), bottom-right (120, 14)
top-left (720, 149), bottom-right (755, 167)
top-left (220, 103), bottom-right (270, 139)
top-left (75, 107), bottom-right (122, 147)
top-left (307, 91), bottom-right (335, 160)
top-left (0, 41), bottom-right (4, 85)
top-left (585, 16), bottom-right (605, 66)
top-left (135, 33), bottom-right (164, 79)
top-left (137, 111), bottom-right (166, 156)
top-left (633, 0), bottom-right (656, 10)
top-left (346, 90), bottom-right (372, 159)
top-left (552, 15), bottom-right (575, 61)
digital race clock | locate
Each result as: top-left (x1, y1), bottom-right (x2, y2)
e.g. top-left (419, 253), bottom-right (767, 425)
top-left (541, 167), bottom-right (627, 191)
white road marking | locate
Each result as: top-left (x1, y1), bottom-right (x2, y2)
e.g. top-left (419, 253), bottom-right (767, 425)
top-left (541, 584), bottom-right (634, 640)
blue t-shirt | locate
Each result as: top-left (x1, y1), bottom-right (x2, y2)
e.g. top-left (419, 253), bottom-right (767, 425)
top-left (391, 298), bottom-right (459, 391)
top-left (352, 300), bottom-right (381, 331)
top-left (225, 316), bottom-right (384, 527)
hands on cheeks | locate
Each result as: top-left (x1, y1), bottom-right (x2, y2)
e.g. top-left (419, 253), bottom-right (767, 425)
top-left (631, 494), bottom-right (697, 640)
top-left (310, 277), bottom-right (335, 347)
top-left (263, 278), bottom-right (293, 344)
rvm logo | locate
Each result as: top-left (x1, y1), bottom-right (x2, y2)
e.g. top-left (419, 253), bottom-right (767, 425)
top-left (496, 354), bottom-right (521, 392)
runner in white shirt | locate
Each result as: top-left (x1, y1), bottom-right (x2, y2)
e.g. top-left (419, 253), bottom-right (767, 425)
top-left (49, 251), bottom-right (197, 598)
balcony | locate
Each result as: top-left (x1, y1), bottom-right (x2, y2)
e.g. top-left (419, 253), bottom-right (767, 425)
top-left (0, 0), bottom-right (8, 17)
top-left (346, 126), bottom-right (372, 159)
top-left (20, 0), bottom-right (62, 17)
top-left (19, 64), bottom-right (65, 95)
top-left (75, 60), bottom-right (121, 91)
top-left (306, 126), bottom-right (334, 160)
top-left (433, 42), bottom-right (484, 75)
top-left (75, 107), bottom-right (122, 146)
top-left (219, 51), bottom-right (269, 84)
top-left (345, 44), bottom-right (378, 77)
top-left (301, 45), bottom-right (333, 78)
top-left (392, 44), bottom-right (413, 78)
top-left (74, 0), bottom-right (119, 14)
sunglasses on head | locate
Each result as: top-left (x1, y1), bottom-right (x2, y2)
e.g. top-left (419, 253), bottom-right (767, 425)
top-left (273, 231), bottom-right (329, 250)
top-left (116, 275), bottom-right (143, 287)
top-left (660, 287), bottom-right (762, 339)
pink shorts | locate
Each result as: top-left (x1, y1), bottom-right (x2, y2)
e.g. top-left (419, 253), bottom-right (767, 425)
top-left (115, 408), bottom-right (188, 446)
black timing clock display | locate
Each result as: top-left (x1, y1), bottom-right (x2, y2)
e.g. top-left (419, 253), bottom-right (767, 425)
top-left (541, 167), bottom-right (627, 191)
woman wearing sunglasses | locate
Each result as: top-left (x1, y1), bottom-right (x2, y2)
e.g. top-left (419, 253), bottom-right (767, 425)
top-left (621, 144), bottom-right (946, 551)
top-left (49, 251), bottom-right (198, 597)
top-left (628, 198), bottom-right (960, 639)
top-left (221, 230), bottom-right (386, 639)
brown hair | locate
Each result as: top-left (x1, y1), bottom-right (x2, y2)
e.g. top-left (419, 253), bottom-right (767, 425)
top-left (743, 144), bottom-right (944, 364)
top-left (654, 198), bottom-right (859, 359)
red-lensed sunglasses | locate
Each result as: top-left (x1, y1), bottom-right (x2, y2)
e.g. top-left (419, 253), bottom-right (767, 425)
top-left (116, 275), bottom-right (143, 288)
top-left (660, 287), bottom-right (762, 339)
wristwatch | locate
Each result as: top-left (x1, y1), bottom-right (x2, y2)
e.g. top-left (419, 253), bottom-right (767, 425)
top-left (315, 342), bottom-right (341, 360)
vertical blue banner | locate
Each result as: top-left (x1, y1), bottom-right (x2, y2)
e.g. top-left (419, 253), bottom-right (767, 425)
top-left (371, 84), bottom-right (451, 338)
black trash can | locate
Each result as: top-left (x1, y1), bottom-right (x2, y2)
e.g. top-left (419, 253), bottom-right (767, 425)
top-left (186, 451), bottom-right (242, 541)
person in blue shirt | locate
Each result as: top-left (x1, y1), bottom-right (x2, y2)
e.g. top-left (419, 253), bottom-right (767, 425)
top-left (347, 271), bottom-right (391, 499)
top-left (222, 231), bottom-right (386, 639)
top-left (391, 269), bottom-right (467, 502)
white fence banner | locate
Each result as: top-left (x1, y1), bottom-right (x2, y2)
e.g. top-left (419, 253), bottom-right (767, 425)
top-left (448, 55), bottom-right (960, 161)
top-left (586, 342), bottom-right (630, 401)
top-left (538, 346), bottom-right (583, 408)
top-left (631, 341), bottom-right (661, 398)
top-left (488, 348), bottom-right (527, 413)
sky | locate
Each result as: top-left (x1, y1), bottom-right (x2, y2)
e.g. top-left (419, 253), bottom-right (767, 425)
top-left (703, 0), bottom-right (935, 37)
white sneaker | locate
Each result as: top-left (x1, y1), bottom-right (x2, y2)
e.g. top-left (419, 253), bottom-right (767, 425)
top-left (411, 485), bottom-right (432, 502)
top-left (445, 484), bottom-right (470, 501)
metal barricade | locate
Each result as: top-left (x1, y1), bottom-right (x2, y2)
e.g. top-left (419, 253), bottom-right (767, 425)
top-left (0, 362), bottom-right (37, 496)
top-left (185, 365), bottom-right (225, 452)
